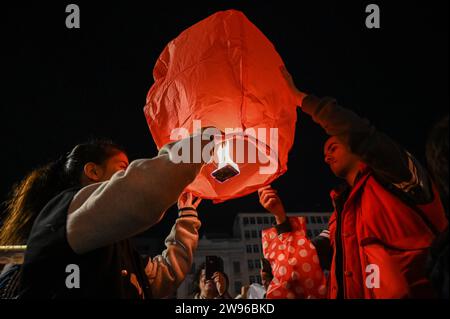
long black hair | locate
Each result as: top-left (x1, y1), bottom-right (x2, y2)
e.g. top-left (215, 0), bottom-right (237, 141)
top-left (0, 139), bottom-right (126, 245)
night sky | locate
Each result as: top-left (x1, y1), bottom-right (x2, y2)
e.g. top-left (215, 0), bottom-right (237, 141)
top-left (1, 1), bottom-right (448, 240)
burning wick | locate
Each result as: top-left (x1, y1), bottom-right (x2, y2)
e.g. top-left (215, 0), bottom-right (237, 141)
top-left (211, 140), bottom-right (240, 183)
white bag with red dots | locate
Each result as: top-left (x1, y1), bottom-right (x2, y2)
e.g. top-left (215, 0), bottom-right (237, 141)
top-left (262, 217), bottom-right (327, 299)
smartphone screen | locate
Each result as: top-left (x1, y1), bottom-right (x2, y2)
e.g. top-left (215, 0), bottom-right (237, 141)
top-left (205, 256), bottom-right (223, 280)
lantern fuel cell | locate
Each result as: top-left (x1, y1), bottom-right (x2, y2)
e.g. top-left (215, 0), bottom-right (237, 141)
top-left (211, 165), bottom-right (240, 183)
top-left (211, 140), bottom-right (240, 183)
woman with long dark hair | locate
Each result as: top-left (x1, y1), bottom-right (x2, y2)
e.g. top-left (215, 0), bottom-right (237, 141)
top-left (2, 129), bottom-right (213, 299)
top-left (0, 140), bottom-right (127, 247)
top-left (0, 139), bottom-right (127, 298)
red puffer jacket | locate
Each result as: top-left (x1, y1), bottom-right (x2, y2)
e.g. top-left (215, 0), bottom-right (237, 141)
top-left (328, 170), bottom-right (448, 299)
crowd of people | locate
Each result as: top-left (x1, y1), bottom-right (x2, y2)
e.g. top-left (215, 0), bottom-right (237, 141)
top-left (0, 69), bottom-right (448, 299)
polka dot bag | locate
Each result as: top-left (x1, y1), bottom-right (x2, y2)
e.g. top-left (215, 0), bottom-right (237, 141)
top-left (262, 217), bottom-right (327, 299)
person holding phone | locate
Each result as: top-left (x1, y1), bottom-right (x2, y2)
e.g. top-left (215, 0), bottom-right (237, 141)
top-left (191, 256), bottom-right (232, 299)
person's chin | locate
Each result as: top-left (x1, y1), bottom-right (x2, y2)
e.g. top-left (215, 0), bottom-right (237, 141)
top-left (331, 165), bottom-right (345, 178)
top-left (330, 166), bottom-right (340, 177)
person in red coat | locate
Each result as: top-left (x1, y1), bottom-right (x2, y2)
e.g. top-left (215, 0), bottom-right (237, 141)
top-left (279, 68), bottom-right (448, 298)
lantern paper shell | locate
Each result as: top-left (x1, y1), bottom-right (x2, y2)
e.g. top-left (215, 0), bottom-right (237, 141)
top-left (144, 10), bottom-right (298, 203)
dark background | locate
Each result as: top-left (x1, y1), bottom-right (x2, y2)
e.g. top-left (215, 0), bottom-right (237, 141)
top-left (0, 1), bottom-right (448, 241)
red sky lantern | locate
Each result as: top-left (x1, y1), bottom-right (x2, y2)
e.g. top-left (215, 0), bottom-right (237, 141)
top-left (144, 10), bottom-right (298, 203)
